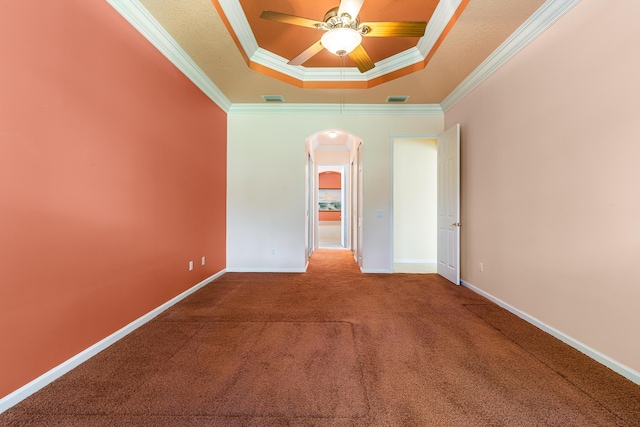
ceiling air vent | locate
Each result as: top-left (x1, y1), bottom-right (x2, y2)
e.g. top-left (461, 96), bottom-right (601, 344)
top-left (262, 95), bottom-right (284, 102)
top-left (386, 96), bottom-right (409, 103)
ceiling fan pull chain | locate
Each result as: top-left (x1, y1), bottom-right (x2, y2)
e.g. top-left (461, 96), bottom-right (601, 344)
top-left (340, 55), bottom-right (345, 115)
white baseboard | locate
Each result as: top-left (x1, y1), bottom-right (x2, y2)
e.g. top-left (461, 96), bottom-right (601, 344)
top-left (0, 270), bottom-right (226, 414)
top-left (461, 279), bottom-right (640, 386)
top-left (361, 268), bottom-right (392, 273)
top-left (226, 268), bottom-right (306, 273)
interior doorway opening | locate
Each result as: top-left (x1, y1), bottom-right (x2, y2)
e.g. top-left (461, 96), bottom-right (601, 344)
top-left (305, 129), bottom-right (363, 268)
top-left (318, 167), bottom-right (345, 248)
top-left (390, 125), bottom-right (460, 282)
top-left (392, 137), bottom-right (438, 273)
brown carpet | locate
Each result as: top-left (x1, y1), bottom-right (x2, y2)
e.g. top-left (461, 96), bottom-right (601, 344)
top-left (2, 248), bottom-right (639, 426)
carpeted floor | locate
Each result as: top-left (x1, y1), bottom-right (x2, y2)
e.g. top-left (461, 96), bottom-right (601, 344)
top-left (2, 249), bottom-right (639, 426)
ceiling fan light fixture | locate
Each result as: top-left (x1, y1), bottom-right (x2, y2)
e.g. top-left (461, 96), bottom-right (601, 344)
top-left (321, 28), bottom-right (362, 56)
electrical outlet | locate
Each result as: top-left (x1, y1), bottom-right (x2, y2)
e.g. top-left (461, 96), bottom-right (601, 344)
top-left (201, 256), bottom-right (206, 265)
top-left (189, 261), bottom-right (194, 271)
top-left (479, 262), bottom-right (484, 272)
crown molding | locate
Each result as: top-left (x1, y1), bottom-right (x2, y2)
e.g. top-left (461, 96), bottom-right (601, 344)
top-left (417, 0), bottom-right (463, 56)
top-left (107, 0), bottom-right (580, 117)
top-left (106, 0), bottom-right (232, 112)
top-left (251, 49), bottom-right (370, 82)
top-left (440, 0), bottom-right (581, 112)
top-left (250, 45), bottom-right (422, 84)
top-left (228, 103), bottom-right (443, 115)
top-left (217, 0), bottom-right (259, 57)
top-left (251, 47), bottom-right (427, 83)
top-left (366, 48), bottom-right (425, 80)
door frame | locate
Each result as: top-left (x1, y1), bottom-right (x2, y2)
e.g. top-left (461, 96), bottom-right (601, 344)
top-left (355, 141), bottom-right (364, 268)
top-left (317, 164), bottom-right (348, 249)
top-left (305, 152), bottom-right (316, 265)
top-left (305, 129), bottom-right (363, 267)
top-left (390, 135), bottom-right (439, 273)
top-left (389, 128), bottom-right (460, 283)
top-left (389, 133), bottom-right (439, 272)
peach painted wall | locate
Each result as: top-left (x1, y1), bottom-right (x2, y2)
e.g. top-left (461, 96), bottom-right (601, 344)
top-left (319, 172), bottom-right (341, 221)
top-left (445, 1), bottom-right (640, 374)
top-left (0, 0), bottom-right (226, 398)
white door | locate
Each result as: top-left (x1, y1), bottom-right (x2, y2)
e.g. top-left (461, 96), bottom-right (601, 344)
top-left (305, 153), bottom-right (314, 261)
top-left (357, 143), bottom-right (364, 268)
top-left (437, 124), bottom-right (460, 284)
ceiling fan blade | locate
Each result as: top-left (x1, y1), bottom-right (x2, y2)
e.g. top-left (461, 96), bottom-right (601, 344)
top-left (338, 0), bottom-right (365, 19)
top-left (348, 44), bottom-right (375, 73)
top-left (360, 21), bottom-right (427, 37)
top-left (260, 10), bottom-right (323, 30)
top-left (288, 40), bottom-right (325, 66)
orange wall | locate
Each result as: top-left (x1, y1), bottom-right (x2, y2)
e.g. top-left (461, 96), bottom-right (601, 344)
top-left (0, 0), bottom-right (226, 398)
top-left (318, 172), bottom-right (341, 221)
top-left (319, 171), bottom-right (341, 189)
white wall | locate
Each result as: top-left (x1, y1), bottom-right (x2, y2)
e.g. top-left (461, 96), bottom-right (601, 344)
top-left (227, 111), bottom-right (443, 272)
top-left (393, 138), bottom-right (437, 263)
top-left (445, 0), bottom-right (640, 378)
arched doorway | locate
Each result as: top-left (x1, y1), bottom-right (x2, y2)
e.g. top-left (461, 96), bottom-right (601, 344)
top-left (318, 168), bottom-right (344, 248)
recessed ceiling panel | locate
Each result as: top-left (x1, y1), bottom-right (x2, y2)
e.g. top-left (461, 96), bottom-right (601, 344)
top-left (134, 0), bottom-right (549, 104)
top-left (241, 0), bottom-right (438, 67)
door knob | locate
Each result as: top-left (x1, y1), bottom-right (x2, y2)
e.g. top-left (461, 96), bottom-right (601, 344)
top-left (450, 222), bottom-right (461, 227)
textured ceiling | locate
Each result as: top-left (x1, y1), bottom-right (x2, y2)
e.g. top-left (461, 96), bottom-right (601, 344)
top-left (137, 0), bottom-right (547, 104)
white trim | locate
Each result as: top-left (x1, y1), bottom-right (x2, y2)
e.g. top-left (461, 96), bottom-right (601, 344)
top-left (251, 49), bottom-right (371, 83)
top-left (254, 45), bottom-right (426, 83)
top-left (417, 0), bottom-right (463, 57)
top-left (255, 44), bottom-right (426, 83)
top-left (229, 103), bottom-right (443, 115)
top-left (106, 0), bottom-right (232, 112)
top-left (226, 268), bottom-right (306, 273)
top-left (441, 0), bottom-right (581, 112)
top-left (461, 279), bottom-right (640, 386)
top-left (217, 0), bottom-right (259, 58)
top-left (364, 48), bottom-right (424, 80)
top-left (0, 270), bottom-right (226, 414)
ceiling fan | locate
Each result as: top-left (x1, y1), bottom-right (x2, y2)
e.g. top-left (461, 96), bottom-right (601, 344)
top-left (260, 0), bottom-right (427, 73)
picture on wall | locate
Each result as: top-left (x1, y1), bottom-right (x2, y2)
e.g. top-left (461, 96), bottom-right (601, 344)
top-left (318, 189), bottom-right (341, 211)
